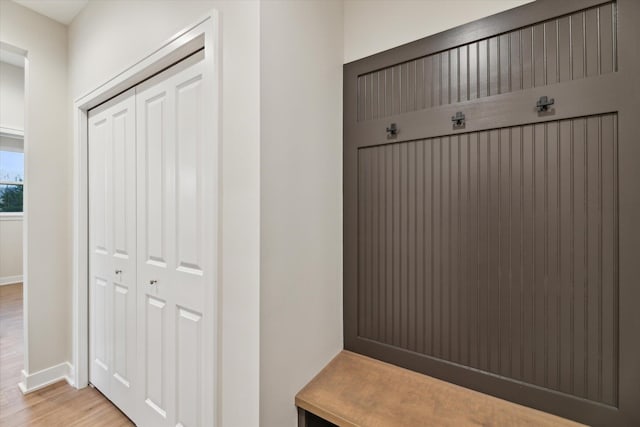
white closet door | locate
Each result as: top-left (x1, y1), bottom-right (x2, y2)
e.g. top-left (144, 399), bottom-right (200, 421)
top-left (135, 50), bottom-right (215, 427)
top-left (88, 88), bottom-right (138, 420)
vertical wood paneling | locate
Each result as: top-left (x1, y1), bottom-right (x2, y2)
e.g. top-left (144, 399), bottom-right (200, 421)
top-left (547, 121), bottom-right (560, 390)
top-left (571, 12), bottom-right (586, 80)
top-left (521, 27), bottom-right (534, 90)
top-left (488, 130), bottom-right (500, 374)
top-left (450, 136), bottom-right (460, 363)
top-left (433, 138), bottom-right (442, 357)
top-left (408, 142), bottom-right (417, 352)
top-left (365, 147), bottom-right (373, 339)
top-left (546, 21), bottom-right (559, 85)
top-left (510, 127), bottom-right (523, 380)
top-left (357, 113), bottom-right (618, 405)
top-left (599, 3), bottom-right (615, 74)
top-left (408, 63), bottom-right (416, 114)
top-left (357, 150), bottom-right (366, 337)
top-left (510, 31), bottom-right (522, 92)
top-left (478, 40), bottom-right (489, 99)
top-left (385, 68), bottom-right (393, 117)
top-left (424, 56), bottom-right (433, 110)
top-left (356, 2), bottom-right (617, 121)
top-left (399, 142), bottom-right (408, 349)
top-left (459, 135), bottom-right (469, 365)
top-left (392, 144), bottom-right (401, 347)
top-left (559, 120), bottom-right (573, 393)
top-left (499, 128), bottom-right (511, 377)
top-left (468, 42), bottom-right (479, 101)
top-left (489, 37), bottom-right (499, 96)
top-left (470, 133), bottom-right (480, 370)
top-left (572, 118), bottom-right (587, 399)
top-left (533, 24), bottom-right (545, 87)
top-left (499, 34), bottom-right (511, 94)
top-left (521, 125), bottom-right (534, 384)
top-left (585, 8), bottom-right (600, 77)
top-left (558, 16), bottom-right (572, 82)
top-left (416, 141), bottom-right (425, 354)
top-left (459, 47), bottom-right (468, 102)
top-left (586, 116), bottom-right (600, 402)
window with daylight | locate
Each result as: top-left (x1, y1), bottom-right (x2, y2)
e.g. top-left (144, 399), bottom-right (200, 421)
top-left (0, 147), bottom-right (24, 213)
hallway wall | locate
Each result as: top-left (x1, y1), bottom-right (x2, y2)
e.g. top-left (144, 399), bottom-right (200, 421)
top-left (260, 1), bottom-right (343, 426)
top-left (0, 0), bottom-right (70, 375)
top-left (69, 2), bottom-right (260, 425)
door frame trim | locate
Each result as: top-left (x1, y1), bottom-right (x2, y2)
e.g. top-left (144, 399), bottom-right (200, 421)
top-left (71, 9), bottom-right (220, 422)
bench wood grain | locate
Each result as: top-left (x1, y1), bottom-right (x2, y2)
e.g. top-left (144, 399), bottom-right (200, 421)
top-left (296, 351), bottom-right (584, 427)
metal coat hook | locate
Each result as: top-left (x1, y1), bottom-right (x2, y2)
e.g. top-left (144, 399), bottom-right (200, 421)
top-left (386, 123), bottom-right (398, 138)
top-left (536, 96), bottom-right (555, 112)
top-left (451, 112), bottom-right (465, 128)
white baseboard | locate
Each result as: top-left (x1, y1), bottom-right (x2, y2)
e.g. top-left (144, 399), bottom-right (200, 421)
top-left (18, 362), bottom-right (74, 394)
top-left (0, 275), bottom-right (23, 286)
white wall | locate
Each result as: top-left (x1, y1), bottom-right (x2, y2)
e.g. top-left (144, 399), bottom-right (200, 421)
top-left (260, 1), bottom-right (343, 426)
top-left (69, 2), bottom-right (260, 425)
top-left (0, 0), bottom-right (70, 374)
top-left (0, 60), bottom-right (24, 284)
top-left (0, 217), bottom-right (23, 283)
top-left (344, 0), bottom-right (534, 63)
top-left (0, 61), bottom-right (24, 130)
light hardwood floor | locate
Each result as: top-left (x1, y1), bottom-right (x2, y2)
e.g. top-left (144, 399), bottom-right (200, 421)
top-left (0, 283), bottom-right (134, 426)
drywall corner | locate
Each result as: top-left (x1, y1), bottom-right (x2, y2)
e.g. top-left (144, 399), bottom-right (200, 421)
top-left (260, 1), bottom-right (344, 426)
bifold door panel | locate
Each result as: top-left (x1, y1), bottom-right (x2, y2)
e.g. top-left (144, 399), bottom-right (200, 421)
top-left (136, 51), bottom-right (213, 427)
top-left (344, 1), bottom-right (640, 425)
top-left (88, 50), bottom-right (215, 427)
top-left (88, 88), bottom-right (137, 418)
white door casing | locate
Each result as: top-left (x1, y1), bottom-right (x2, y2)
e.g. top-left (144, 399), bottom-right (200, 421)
top-left (88, 88), bottom-right (138, 419)
top-left (135, 50), bottom-right (215, 427)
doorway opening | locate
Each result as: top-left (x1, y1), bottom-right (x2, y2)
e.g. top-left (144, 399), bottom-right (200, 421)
top-left (0, 45), bottom-right (26, 398)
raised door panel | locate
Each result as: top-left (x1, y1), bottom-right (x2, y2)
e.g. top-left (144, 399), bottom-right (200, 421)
top-left (90, 276), bottom-right (110, 391)
top-left (90, 117), bottom-right (109, 256)
top-left (176, 307), bottom-right (202, 427)
top-left (143, 92), bottom-right (169, 269)
top-left (175, 74), bottom-right (204, 277)
top-left (144, 295), bottom-right (168, 419)
top-left (112, 109), bottom-right (134, 261)
top-left (113, 284), bottom-right (131, 387)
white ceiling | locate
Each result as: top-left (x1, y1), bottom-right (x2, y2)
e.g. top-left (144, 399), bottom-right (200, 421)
top-left (12, 0), bottom-right (88, 25)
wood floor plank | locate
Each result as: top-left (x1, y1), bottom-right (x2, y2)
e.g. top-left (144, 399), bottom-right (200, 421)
top-left (0, 283), bottom-right (134, 426)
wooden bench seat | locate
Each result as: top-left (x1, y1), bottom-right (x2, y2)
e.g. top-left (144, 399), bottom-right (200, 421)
top-left (295, 351), bottom-right (583, 427)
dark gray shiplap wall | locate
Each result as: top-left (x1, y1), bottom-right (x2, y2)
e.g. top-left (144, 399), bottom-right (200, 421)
top-left (357, 113), bottom-right (618, 406)
top-left (356, 2), bottom-right (616, 122)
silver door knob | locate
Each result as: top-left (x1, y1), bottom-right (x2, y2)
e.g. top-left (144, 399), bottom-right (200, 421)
top-left (149, 280), bottom-right (158, 285)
